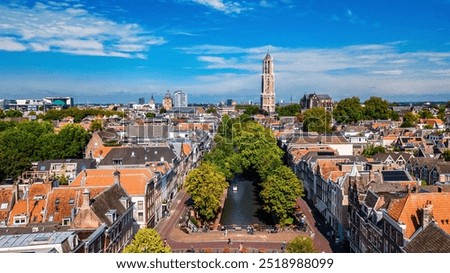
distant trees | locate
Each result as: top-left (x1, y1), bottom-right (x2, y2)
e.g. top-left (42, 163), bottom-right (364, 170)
top-left (145, 112), bottom-right (156, 119)
top-left (41, 108), bottom-right (122, 122)
top-left (286, 236), bottom-right (316, 253)
top-left (363, 96), bottom-right (393, 120)
top-left (0, 121), bottom-right (90, 181)
top-left (276, 104), bottom-right (301, 117)
top-left (401, 112), bottom-right (418, 128)
top-left (302, 107), bottom-right (332, 133)
top-left (123, 229), bottom-right (171, 253)
top-left (334, 97), bottom-right (364, 124)
top-left (362, 144), bottom-right (386, 157)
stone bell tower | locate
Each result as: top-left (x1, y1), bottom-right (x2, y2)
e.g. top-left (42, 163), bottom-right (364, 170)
top-left (261, 52), bottom-right (275, 114)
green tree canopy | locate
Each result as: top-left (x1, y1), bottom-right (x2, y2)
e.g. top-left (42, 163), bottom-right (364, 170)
top-left (0, 121), bottom-right (91, 181)
top-left (286, 236), bottom-right (316, 253)
top-left (146, 112), bottom-right (156, 118)
top-left (334, 97), bottom-right (364, 124)
top-left (362, 144), bottom-right (386, 157)
top-left (185, 163), bottom-right (228, 220)
top-left (363, 96), bottom-right (398, 120)
top-left (442, 150), bottom-right (450, 161)
top-left (418, 109), bottom-right (434, 119)
top-left (5, 110), bottom-right (23, 118)
top-left (123, 228), bottom-right (171, 253)
top-left (302, 107), bottom-right (332, 133)
top-left (401, 112), bottom-right (418, 128)
top-left (276, 104), bottom-right (301, 117)
top-left (260, 166), bottom-right (304, 225)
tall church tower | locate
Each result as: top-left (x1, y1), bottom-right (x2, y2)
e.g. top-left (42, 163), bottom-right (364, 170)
top-left (261, 53), bottom-right (275, 114)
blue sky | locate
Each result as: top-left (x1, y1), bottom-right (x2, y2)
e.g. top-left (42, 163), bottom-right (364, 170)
top-left (1, 0), bottom-right (450, 104)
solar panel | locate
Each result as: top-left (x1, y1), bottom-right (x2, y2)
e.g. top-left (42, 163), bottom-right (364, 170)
top-left (382, 171), bottom-right (410, 182)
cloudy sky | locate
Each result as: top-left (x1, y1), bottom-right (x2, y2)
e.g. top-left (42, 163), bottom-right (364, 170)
top-left (1, 0), bottom-right (450, 104)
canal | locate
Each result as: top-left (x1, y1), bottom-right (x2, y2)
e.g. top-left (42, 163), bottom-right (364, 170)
top-left (220, 174), bottom-right (273, 226)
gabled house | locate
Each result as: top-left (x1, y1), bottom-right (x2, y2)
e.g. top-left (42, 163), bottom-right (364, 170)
top-left (382, 192), bottom-right (450, 253)
top-left (70, 168), bottom-right (157, 228)
top-left (430, 162), bottom-right (450, 185)
top-left (372, 152), bottom-right (413, 169)
top-left (8, 183), bottom-right (52, 227)
top-left (71, 184), bottom-right (134, 253)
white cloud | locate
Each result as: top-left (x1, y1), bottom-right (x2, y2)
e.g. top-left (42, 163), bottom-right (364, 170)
top-left (0, 1), bottom-right (165, 58)
top-left (0, 37), bottom-right (26, 51)
top-left (188, 0), bottom-right (245, 14)
top-left (180, 43), bottom-right (450, 100)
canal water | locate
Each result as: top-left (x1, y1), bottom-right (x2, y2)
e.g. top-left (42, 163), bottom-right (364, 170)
top-left (220, 175), bottom-right (273, 226)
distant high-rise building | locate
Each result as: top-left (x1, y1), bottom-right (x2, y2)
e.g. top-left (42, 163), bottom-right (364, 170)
top-left (138, 97), bottom-right (145, 105)
top-left (261, 52), bottom-right (275, 114)
top-left (163, 90), bottom-right (173, 110)
top-left (173, 90), bottom-right (187, 108)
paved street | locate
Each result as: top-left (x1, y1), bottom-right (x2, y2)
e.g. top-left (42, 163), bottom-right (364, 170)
top-left (155, 188), bottom-right (333, 253)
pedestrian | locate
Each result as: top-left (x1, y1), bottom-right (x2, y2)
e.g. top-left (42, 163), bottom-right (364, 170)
top-left (239, 243), bottom-right (244, 253)
top-left (227, 238), bottom-right (232, 245)
top-left (224, 227), bottom-right (228, 237)
top-left (281, 241), bottom-right (286, 252)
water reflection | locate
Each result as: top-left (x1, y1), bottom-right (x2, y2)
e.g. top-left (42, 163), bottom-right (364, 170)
top-left (220, 175), bottom-right (272, 225)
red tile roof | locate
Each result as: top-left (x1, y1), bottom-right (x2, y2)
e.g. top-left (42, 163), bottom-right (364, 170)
top-left (387, 192), bottom-right (450, 238)
top-left (70, 168), bottom-right (154, 196)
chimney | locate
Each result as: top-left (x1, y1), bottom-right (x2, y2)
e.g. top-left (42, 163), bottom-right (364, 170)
top-left (422, 201), bottom-right (433, 228)
top-left (113, 169), bottom-right (121, 185)
top-left (81, 188), bottom-right (90, 210)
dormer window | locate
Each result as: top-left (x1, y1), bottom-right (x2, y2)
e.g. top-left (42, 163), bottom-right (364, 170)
top-left (105, 209), bottom-right (117, 223)
top-left (113, 158), bottom-right (123, 165)
top-left (0, 203), bottom-right (7, 210)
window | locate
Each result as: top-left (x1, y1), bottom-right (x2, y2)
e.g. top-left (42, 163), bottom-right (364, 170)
top-left (0, 203), bottom-right (7, 210)
top-left (68, 199), bottom-right (75, 205)
top-left (62, 218), bottom-right (71, 226)
top-left (138, 212), bottom-right (144, 222)
top-left (137, 201), bottom-right (143, 211)
top-left (13, 215), bottom-right (27, 225)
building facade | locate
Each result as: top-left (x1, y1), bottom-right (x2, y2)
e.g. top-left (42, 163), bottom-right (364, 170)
top-left (300, 93), bottom-right (333, 111)
top-left (261, 53), bottom-right (275, 114)
top-left (173, 90), bottom-right (187, 108)
top-left (163, 91), bottom-right (173, 111)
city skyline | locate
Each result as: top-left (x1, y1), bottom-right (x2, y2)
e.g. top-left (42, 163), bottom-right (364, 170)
top-left (1, 0), bottom-right (450, 103)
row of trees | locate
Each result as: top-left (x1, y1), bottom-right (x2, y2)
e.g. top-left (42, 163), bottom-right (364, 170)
top-left (185, 115), bottom-right (304, 226)
top-left (0, 120), bottom-right (91, 181)
top-left (333, 96), bottom-right (400, 124)
top-left (40, 108), bottom-right (124, 123)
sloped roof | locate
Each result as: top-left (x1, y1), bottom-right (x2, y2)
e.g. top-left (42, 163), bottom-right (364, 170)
top-left (70, 168), bottom-right (154, 196)
top-left (89, 184), bottom-right (129, 226)
top-left (387, 192), bottom-right (450, 238)
top-left (99, 146), bottom-right (177, 166)
top-left (404, 222), bottom-right (450, 253)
